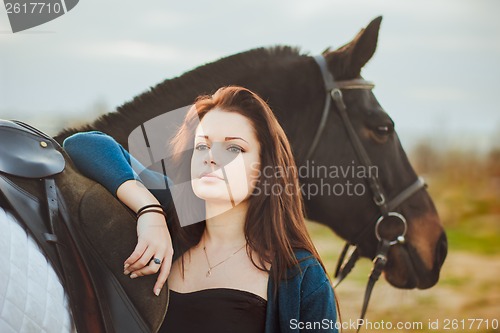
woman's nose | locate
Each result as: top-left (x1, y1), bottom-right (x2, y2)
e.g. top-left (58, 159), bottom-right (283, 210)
top-left (203, 150), bottom-right (217, 165)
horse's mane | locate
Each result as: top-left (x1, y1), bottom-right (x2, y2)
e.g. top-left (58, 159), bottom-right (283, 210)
top-left (55, 46), bottom-right (305, 146)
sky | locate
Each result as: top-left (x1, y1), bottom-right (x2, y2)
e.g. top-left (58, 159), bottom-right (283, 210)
top-left (1, 0), bottom-right (499, 151)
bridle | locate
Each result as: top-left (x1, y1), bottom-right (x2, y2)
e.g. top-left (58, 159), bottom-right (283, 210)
top-left (308, 55), bottom-right (427, 330)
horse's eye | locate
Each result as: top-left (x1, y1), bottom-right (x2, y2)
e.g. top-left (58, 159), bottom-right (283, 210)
top-left (374, 124), bottom-right (393, 136)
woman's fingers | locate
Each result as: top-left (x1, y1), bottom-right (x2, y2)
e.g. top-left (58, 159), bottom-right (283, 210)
top-left (128, 255), bottom-right (161, 278)
top-left (123, 242), bottom-right (147, 273)
top-left (124, 245), bottom-right (155, 274)
top-left (126, 250), bottom-right (172, 295)
top-left (153, 251), bottom-right (173, 296)
top-left (124, 247), bottom-right (173, 296)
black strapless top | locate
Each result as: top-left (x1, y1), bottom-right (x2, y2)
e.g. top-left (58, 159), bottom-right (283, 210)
top-left (159, 288), bottom-right (267, 333)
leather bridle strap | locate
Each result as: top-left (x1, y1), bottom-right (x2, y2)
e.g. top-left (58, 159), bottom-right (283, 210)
top-left (333, 244), bottom-right (359, 287)
top-left (357, 239), bottom-right (390, 332)
top-left (331, 88), bottom-right (388, 211)
top-left (311, 54), bottom-right (427, 329)
top-left (333, 175), bottom-right (427, 287)
top-left (387, 176), bottom-right (426, 211)
top-left (309, 56), bottom-right (387, 210)
top-left (305, 91), bottom-right (331, 161)
top-left (306, 56), bottom-right (376, 161)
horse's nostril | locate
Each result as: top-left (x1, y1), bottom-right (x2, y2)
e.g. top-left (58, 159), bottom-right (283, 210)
top-left (436, 232), bottom-right (448, 267)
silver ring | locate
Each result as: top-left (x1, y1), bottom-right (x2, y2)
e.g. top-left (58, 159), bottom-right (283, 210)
top-left (153, 258), bottom-right (162, 265)
top-left (375, 212), bottom-right (407, 246)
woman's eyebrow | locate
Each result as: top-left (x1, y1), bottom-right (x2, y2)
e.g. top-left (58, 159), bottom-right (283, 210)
top-left (196, 135), bottom-right (248, 144)
top-left (224, 136), bottom-right (249, 143)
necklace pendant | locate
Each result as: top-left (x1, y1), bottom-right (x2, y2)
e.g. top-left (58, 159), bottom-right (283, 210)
top-left (206, 269), bottom-right (211, 277)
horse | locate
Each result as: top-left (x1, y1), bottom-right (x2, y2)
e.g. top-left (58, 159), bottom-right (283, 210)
top-left (0, 16), bottom-right (447, 332)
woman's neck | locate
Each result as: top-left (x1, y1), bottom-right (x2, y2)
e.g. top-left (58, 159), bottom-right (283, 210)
top-left (203, 201), bottom-right (248, 249)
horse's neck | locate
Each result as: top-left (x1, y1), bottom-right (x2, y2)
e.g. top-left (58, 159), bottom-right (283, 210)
top-left (56, 48), bottom-right (318, 153)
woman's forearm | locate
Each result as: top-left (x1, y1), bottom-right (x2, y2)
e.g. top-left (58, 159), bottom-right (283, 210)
top-left (116, 180), bottom-right (162, 213)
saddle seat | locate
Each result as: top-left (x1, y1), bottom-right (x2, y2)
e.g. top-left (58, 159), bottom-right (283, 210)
top-left (0, 119), bottom-right (65, 178)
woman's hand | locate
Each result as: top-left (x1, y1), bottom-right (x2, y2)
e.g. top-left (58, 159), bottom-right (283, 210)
top-left (116, 179), bottom-right (173, 296)
top-left (123, 211), bottom-right (173, 296)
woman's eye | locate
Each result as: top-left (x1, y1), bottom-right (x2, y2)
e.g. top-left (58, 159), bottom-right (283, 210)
top-left (195, 143), bottom-right (209, 151)
top-left (227, 145), bottom-right (244, 153)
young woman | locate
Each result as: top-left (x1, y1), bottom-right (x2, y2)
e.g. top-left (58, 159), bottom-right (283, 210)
top-left (63, 86), bottom-right (338, 333)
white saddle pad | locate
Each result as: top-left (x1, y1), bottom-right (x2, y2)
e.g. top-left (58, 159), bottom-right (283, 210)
top-left (0, 207), bottom-right (76, 333)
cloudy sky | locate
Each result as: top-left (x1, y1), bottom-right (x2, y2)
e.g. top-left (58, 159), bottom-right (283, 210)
top-left (1, 0), bottom-right (499, 150)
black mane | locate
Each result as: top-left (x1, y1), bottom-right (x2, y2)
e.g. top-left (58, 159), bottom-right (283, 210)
top-left (54, 46), bottom-right (306, 147)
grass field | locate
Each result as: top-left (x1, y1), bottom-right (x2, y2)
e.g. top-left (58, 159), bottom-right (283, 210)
top-left (307, 146), bottom-right (500, 332)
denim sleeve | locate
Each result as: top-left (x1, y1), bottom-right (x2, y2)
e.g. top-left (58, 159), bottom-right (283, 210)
top-left (62, 131), bottom-right (172, 207)
top-left (300, 265), bottom-right (338, 332)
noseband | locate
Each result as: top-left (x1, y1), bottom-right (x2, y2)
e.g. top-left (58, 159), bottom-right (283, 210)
top-left (310, 55), bottom-right (427, 330)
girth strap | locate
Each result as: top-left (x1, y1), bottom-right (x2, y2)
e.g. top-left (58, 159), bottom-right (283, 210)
top-left (0, 174), bottom-right (64, 280)
top-left (44, 179), bottom-right (61, 244)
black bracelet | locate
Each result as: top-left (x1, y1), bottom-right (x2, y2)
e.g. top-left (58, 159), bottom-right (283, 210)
top-left (137, 204), bottom-right (164, 216)
top-left (136, 209), bottom-right (168, 220)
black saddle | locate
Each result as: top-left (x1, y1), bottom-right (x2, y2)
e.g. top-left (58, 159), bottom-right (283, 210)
top-left (0, 120), bottom-right (168, 333)
top-left (0, 119), bottom-right (65, 178)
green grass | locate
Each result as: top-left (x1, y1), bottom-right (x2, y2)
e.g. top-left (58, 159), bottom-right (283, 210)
top-left (444, 213), bottom-right (500, 255)
top-left (439, 276), bottom-right (470, 288)
top-left (446, 228), bottom-right (499, 255)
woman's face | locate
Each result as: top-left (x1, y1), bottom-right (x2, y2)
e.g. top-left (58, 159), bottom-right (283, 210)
top-left (191, 108), bottom-right (261, 206)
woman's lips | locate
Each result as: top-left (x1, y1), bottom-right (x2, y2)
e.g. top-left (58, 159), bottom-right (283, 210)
top-left (199, 171), bottom-right (224, 180)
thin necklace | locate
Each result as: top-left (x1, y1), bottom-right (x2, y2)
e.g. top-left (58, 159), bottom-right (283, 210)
top-left (203, 242), bottom-right (246, 277)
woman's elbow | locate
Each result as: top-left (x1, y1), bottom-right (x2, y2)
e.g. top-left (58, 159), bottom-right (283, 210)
top-left (63, 131), bottom-right (109, 159)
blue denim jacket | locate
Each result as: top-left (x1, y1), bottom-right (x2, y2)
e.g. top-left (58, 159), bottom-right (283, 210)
top-left (266, 249), bottom-right (338, 333)
top-left (64, 132), bottom-right (338, 333)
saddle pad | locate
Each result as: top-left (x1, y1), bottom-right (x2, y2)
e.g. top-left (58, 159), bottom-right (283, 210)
top-left (0, 207), bottom-right (76, 333)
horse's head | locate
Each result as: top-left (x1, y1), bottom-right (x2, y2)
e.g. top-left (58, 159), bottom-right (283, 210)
top-left (304, 17), bottom-right (447, 289)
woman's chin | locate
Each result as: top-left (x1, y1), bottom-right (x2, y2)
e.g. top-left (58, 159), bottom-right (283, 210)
top-left (193, 179), bottom-right (225, 195)
top-left (193, 186), bottom-right (228, 201)
top-left (193, 184), bottom-right (249, 204)
top-left (196, 192), bottom-right (250, 217)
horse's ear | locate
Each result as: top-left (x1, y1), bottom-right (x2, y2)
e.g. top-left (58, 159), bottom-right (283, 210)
top-left (325, 16), bottom-right (382, 78)
top-left (350, 16), bottom-right (382, 72)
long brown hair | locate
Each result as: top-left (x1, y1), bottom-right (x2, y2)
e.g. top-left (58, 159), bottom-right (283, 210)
top-left (168, 86), bottom-right (327, 289)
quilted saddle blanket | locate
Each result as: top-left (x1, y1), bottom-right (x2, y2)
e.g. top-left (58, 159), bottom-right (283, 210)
top-left (0, 207), bottom-right (76, 333)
